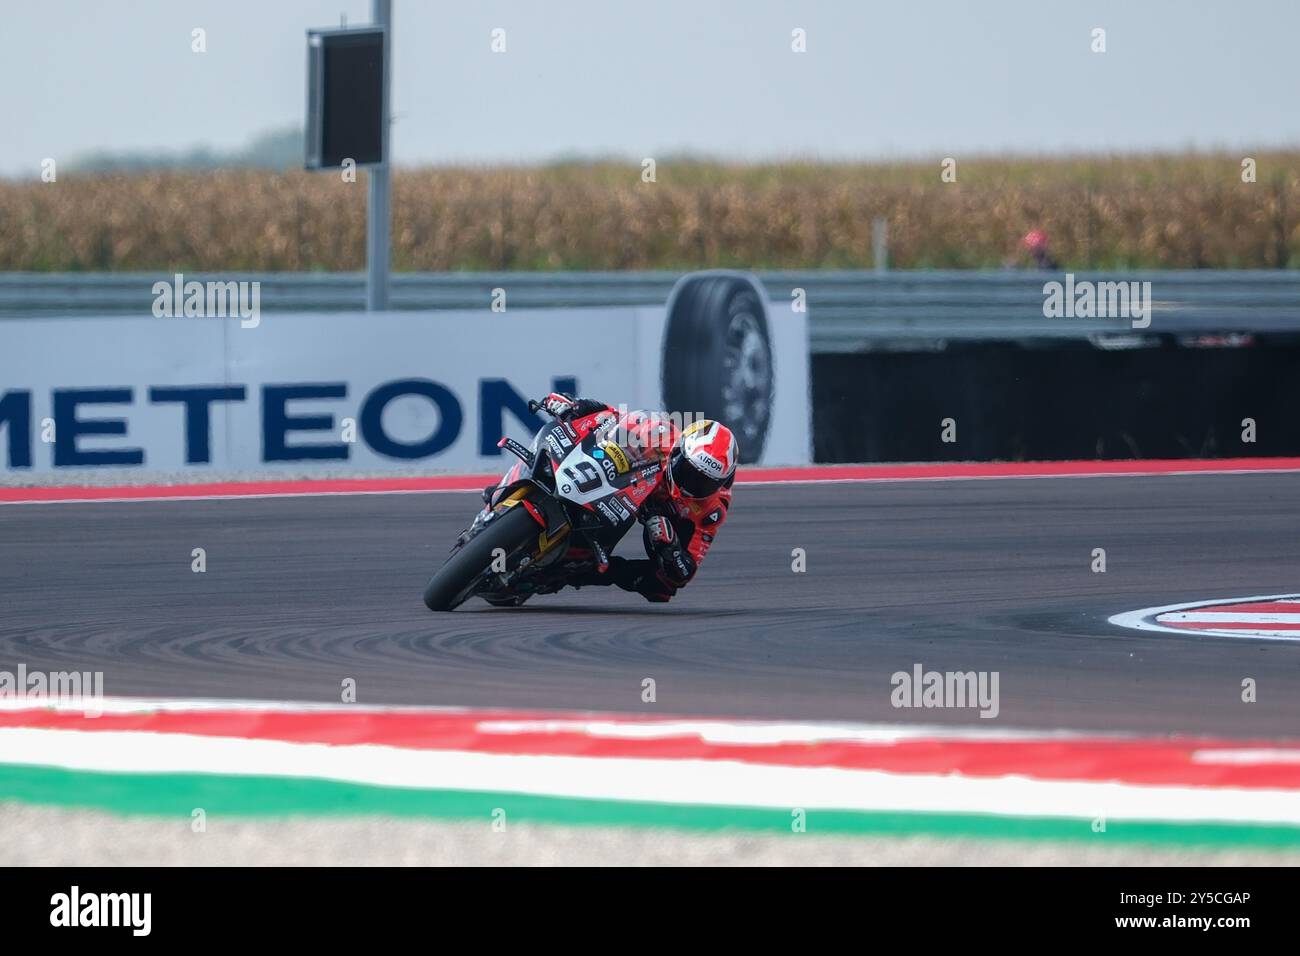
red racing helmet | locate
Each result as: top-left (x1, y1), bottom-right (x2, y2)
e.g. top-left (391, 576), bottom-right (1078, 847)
top-left (667, 419), bottom-right (738, 498)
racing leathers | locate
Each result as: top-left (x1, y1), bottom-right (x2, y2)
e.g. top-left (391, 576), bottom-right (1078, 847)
top-left (542, 394), bottom-right (732, 603)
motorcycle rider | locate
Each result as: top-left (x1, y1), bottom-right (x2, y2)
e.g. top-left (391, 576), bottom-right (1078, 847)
top-left (538, 392), bottom-right (737, 603)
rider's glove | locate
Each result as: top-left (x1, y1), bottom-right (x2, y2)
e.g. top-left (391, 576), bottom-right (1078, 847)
top-left (643, 515), bottom-right (695, 586)
top-left (541, 392), bottom-right (578, 418)
top-left (643, 515), bottom-right (676, 550)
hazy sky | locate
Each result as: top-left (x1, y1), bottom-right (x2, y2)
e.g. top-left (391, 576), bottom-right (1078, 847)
top-left (3, 0), bottom-right (1297, 177)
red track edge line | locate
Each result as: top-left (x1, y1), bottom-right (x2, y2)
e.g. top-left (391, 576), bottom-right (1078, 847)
top-left (3, 457), bottom-right (1300, 503)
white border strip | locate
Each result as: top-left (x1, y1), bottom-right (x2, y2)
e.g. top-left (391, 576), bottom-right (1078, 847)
top-left (0, 488), bottom-right (478, 507)
top-left (4, 727), bottom-right (1299, 825)
top-left (743, 466), bottom-right (1300, 487)
top-left (0, 696), bottom-right (1105, 743)
top-left (6, 462), bottom-right (1300, 506)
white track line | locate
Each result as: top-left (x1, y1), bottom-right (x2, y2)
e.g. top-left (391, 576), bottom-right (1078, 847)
top-left (6, 462), bottom-right (1300, 505)
top-left (0, 696), bottom-right (1103, 742)
top-left (0, 488), bottom-right (476, 506)
top-left (742, 467), bottom-right (1300, 486)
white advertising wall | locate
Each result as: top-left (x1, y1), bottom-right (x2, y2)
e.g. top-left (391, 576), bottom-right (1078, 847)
top-left (0, 297), bottom-right (809, 476)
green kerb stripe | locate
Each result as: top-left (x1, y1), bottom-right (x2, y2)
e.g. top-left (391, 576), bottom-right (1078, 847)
top-left (3, 763), bottom-right (1299, 849)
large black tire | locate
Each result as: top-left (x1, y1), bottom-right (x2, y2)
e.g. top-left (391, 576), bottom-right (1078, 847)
top-left (422, 505), bottom-right (541, 611)
top-left (661, 273), bottom-right (774, 462)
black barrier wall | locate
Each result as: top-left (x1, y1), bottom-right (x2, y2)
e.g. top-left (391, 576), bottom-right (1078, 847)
top-left (813, 343), bottom-right (1300, 462)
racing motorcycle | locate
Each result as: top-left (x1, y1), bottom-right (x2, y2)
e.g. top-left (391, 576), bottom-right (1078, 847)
top-left (422, 401), bottom-right (667, 611)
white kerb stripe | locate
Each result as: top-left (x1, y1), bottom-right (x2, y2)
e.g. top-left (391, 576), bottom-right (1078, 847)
top-left (3, 728), bottom-right (1300, 826)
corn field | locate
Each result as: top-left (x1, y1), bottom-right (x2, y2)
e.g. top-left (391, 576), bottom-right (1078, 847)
top-left (1, 153), bottom-right (1296, 271)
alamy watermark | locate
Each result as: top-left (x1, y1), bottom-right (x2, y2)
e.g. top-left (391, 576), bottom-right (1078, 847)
top-left (594, 405), bottom-right (710, 454)
top-left (1042, 274), bottom-right (1151, 329)
top-left (0, 664), bottom-right (105, 716)
top-left (152, 273), bottom-right (260, 328)
top-left (890, 663), bottom-right (1000, 718)
top-left (50, 886), bottom-right (151, 936)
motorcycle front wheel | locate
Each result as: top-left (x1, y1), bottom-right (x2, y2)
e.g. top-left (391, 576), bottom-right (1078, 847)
top-left (422, 504), bottom-right (544, 611)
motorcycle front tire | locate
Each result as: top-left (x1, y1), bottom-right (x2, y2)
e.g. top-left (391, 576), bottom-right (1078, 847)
top-left (422, 504), bottom-right (542, 611)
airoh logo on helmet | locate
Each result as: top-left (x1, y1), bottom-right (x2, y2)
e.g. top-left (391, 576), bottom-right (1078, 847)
top-left (691, 451), bottom-right (725, 477)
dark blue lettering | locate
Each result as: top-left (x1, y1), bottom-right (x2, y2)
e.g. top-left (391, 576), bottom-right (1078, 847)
top-left (479, 376), bottom-right (577, 455)
top-left (53, 388), bottom-right (143, 467)
top-left (360, 379), bottom-right (461, 459)
top-left (149, 385), bottom-right (247, 464)
top-left (262, 383), bottom-right (348, 461)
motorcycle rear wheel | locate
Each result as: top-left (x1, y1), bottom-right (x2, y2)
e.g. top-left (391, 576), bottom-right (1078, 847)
top-left (422, 504), bottom-right (542, 611)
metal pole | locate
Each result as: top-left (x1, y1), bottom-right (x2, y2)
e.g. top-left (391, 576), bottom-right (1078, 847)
top-left (872, 217), bottom-right (888, 273)
top-left (366, 0), bottom-right (392, 311)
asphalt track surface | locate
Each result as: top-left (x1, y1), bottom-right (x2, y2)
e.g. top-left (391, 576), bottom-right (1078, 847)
top-left (3, 473), bottom-right (1300, 738)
